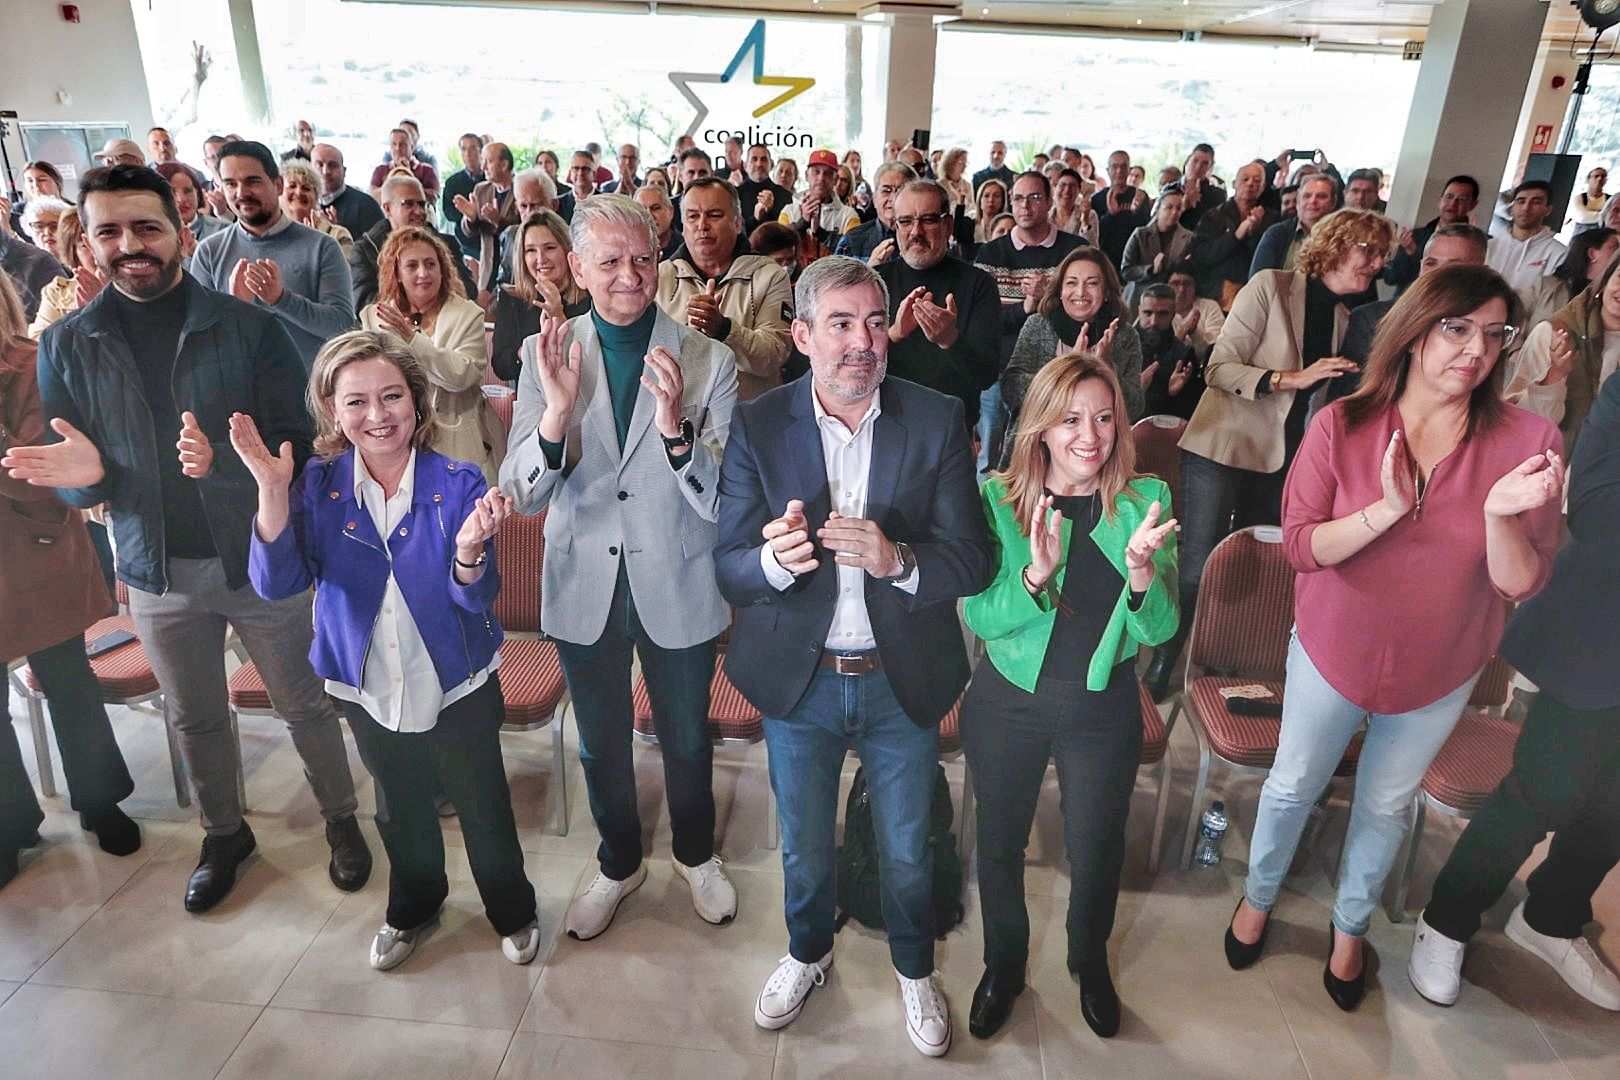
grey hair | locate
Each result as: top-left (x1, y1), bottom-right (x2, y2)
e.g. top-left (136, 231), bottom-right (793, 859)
top-left (380, 172), bottom-right (426, 206)
top-left (513, 168), bottom-right (557, 203)
top-left (1300, 172), bottom-right (1340, 199)
top-left (897, 178), bottom-right (950, 215)
top-left (279, 159), bottom-right (320, 192)
top-left (569, 194), bottom-right (659, 259)
top-left (872, 161), bottom-right (917, 189)
top-left (1428, 223), bottom-right (1490, 257)
top-left (679, 176), bottom-right (741, 223)
top-left (794, 255), bottom-right (889, 326)
top-left (635, 183), bottom-right (673, 211)
top-left (21, 195), bottom-right (71, 234)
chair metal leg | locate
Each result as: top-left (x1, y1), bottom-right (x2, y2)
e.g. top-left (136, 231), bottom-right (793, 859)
top-left (1148, 755), bottom-right (1171, 874)
top-left (1385, 796), bottom-right (1426, 924)
top-left (549, 704), bottom-right (569, 837)
top-left (957, 757), bottom-right (976, 868)
top-left (25, 686), bottom-right (58, 799)
top-left (1179, 737), bottom-right (1213, 871)
top-left (162, 696), bottom-right (192, 808)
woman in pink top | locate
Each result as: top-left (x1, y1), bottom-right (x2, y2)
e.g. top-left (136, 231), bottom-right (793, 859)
top-left (1223, 265), bottom-right (1566, 1012)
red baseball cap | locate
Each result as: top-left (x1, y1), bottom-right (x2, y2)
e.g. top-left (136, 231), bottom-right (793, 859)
top-left (806, 149), bottom-right (839, 170)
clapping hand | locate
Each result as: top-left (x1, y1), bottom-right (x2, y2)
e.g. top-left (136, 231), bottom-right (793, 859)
top-left (868, 237), bottom-right (897, 267)
top-left (890, 285), bottom-right (927, 341)
top-left (1545, 327), bottom-right (1576, 386)
top-left (374, 298), bottom-right (417, 341)
top-left (1139, 362), bottom-right (1160, 390)
top-left (914, 293), bottom-right (959, 348)
top-left (640, 346), bottom-right (687, 443)
top-left (686, 278), bottom-right (726, 338)
top-left (1025, 494), bottom-right (1064, 591)
top-left (762, 498), bottom-right (817, 575)
top-left (533, 277), bottom-right (566, 321)
top-left (227, 412), bottom-right (293, 491)
top-left (1021, 271), bottom-right (1048, 314)
top-left (73, 264), bottom-right (108, 308)
top-left (1074, 317), bottom-right (1119, 359)
top-left (1173, 306), bottom-right (1201, 341)
top-left (534, 315), bottom-right (582, 442)
top-left (452, 193), bottom-right (478, 224)
top-left (0, 417), bottom-right (105, 489)
top-left (754, 190), bottom-right (775, 222)
top-left (1124, 500), bottom-right (1178, 588)
top-left (1379, 430), bottom-right (1416, 517)
top-left (818, 511), bottom-right (901, 578)
top-left (176, 410), bottom-right (213, 479)
top-left (454, 486), bottom-right (513, 555)
top-left (1485, 450), bottom-right (1565, 519)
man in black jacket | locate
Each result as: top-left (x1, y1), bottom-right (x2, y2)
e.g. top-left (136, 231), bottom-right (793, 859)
top-left (715, 254), bottom-right (991, 1057)
top-left (440, 132), bottom-right (486, 257)
top-left (5, 165), bottom-right (369, 915)
top-left (970, 140), bottom-right (1016, 196)
top-left (312, 143), bottom-right (384, 241)
top-left (349, 173), bottom-right (475, 312)
top-left (837, 161), bottom-right (915, 264)
top-left (874, 181), bottom-right (1000, 426)
top-left (737, 143), bottom-right (795, 235)
top-left (1185, 161), bottom-right (1276, 303)
top-left (1384, 175), bottom-right (1480, 293)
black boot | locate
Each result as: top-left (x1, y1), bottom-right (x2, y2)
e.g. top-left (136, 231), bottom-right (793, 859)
top-left (325, 814), bottom-right (373, 892)
top-left (1143, 642), bottom-right (1180, 703)
top-left (81, 807), bottom-right (142, 856)
top-left (185, 822), bottom-right (257, 913)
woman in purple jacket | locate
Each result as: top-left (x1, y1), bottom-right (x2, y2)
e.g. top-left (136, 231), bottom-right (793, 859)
top-left (230, 329), bottom-right (537, 973)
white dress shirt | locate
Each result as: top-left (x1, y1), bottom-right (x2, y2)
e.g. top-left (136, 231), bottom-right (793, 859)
top-left (325, 450), bottom-right (498, 732)
top-left (760, 385), bottom-right (918, 651)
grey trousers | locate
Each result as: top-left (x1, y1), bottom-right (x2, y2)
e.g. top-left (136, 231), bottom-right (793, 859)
top-left (127, 557), bottom-right (358, 835)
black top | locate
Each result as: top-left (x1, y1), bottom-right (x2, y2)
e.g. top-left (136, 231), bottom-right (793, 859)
top-left (490, 289), bottom-right (592, 381)
top-left (737, 178), bottom-right (795, 234)
top-left (874, 255), bottom-right (1003, 426)
top-left (107, 284), bottom-right (216, 559)
top-left (1140, 329), bottom-right (1205, 419)
top-left (1040, 492), bottom-right (1117, 685)
top-left (1283, 275), bottom-right (1341, 458)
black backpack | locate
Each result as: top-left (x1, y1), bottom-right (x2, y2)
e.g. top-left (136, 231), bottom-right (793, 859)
top-left (835, 764), bottom-right (965, 938)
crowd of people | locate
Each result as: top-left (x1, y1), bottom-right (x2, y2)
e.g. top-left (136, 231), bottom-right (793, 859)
top-left (1, 115), bottom-right (1618, 1060)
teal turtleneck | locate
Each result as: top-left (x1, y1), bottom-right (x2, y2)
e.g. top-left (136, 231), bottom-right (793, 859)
top-left (593, 305), bottom-right (657, 450)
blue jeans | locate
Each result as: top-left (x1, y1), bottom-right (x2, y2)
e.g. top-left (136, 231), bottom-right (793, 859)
top-left (764, 665), bottom-right (939, 978)
top-left (976, 383), bottom-right (1007, 482)
top-left (1244, 632), bottom-right (1479, 936)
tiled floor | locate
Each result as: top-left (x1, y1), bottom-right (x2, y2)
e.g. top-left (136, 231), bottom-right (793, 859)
top-left (2, 691), bottom-right (1616, 1080)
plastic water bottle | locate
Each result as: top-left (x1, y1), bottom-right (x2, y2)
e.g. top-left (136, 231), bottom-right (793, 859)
top-left (1194, 800), bottom-right (1229, 867)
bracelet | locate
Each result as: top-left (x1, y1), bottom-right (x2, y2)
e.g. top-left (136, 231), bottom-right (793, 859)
top-left (1022, 565), bottom-right (1042, 594)
top-left (1358, 507), bottom-right (1383, 535)
top-left (454, 548), bottom-right (488, 569)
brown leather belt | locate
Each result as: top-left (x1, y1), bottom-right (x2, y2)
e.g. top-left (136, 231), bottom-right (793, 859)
top-left (819, 650), bottom-right (882, 676)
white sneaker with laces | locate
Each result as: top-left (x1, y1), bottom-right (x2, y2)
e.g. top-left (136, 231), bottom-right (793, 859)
top-left (1408, 914), bottom-right (1466, 1006)
top-left (502, 921), bottom-right (541, 964)
top-left (1505, 902), bottom-right (1620, 1010)
top-left (754, 951), bottom-right (832, 1030)
top-left (673, 856), bottom-right (738, 925)
top-left (896, 969), bottom-right (951, 1057)
top-left (564, 863), bottom-right (648, 941)
top-left (369, 920), bottom-right (431, 971)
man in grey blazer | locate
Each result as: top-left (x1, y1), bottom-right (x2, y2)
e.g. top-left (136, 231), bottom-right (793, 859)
top-left (499, 195), bottom-right (740, 941)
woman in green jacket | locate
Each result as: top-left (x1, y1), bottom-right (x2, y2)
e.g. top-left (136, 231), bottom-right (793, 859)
top-left (960, 352), bottom-right (1179, 1043)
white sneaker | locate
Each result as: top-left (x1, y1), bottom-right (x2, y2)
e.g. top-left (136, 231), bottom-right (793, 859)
top-left (501, 921), bottom-right (541, 965)
top-left (673, 856), bottom-right (738, 925)
top-left (564, 863), bottom-right (648, 941)
top-left (369, 920), bottom-right (431, 971)
top-left (755, 951), bottom-right (832, 1030)
top-left (1505, 902), bottom-right (1620, 1010)
top-left (896, 969), bottom-right (951, 1057)
top-left (1408, 914), bottom-right (1466, 1006)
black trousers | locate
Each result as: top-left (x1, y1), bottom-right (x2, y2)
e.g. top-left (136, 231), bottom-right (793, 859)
top-left (343, 677), bottom-right (537, 937)
top-left (961, 659), bottom-right (1142, 975)
top-left (1175, 451), bottom-right (1286, 630)
top-left (1, 633), bottom-right (134, 848)
top-left (554, 568), bottom-right (717, 880)
top-left (1424, 691), bottom-right (1620, 942)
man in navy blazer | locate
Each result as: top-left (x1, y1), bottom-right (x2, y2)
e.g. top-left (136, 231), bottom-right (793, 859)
top-left (715, 256), bottom-right (992, 1057)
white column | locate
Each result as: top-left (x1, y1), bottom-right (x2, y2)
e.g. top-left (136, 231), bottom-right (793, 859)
top-left (875, 14), bottom-right (937, 146)
top-left (1387, 0), bottom-right (1551, 227)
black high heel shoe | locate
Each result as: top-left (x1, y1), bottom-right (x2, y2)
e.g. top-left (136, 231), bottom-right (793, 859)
top-left (1224, 898), bottom-right (1269, 970)
top-left (1323, 924), bottom-right (1368, 1012)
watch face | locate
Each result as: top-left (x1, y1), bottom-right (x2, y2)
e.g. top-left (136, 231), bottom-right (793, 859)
top-left (1599, 0), bottom-right (1620, 13)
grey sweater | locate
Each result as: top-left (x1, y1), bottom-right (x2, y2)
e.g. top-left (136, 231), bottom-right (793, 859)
top-left (1001, 312), bottom-right (1145, 429)
top-left (192, 215), bottom-right (356, 370)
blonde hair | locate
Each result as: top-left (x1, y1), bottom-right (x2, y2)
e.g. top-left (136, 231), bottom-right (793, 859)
top-left (506, 210), bottom-right (585, 308)
top-left (942, 148), bottom-right (969, 183)
top-left (1296, 208), bottom-right (1396, 278)
top-left (376, 225), bottom-right (464, 314)
top-left (307, 330), bottom-right (440, 459)
top-left (996, 352), bottom-right (1139, 530)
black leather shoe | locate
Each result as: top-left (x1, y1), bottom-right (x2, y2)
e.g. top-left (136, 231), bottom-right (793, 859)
top-left (968, 967), bottom-right (1024, 1039)
top-left (1225, 899), bottom-right (1269, 970)
top-left (1323, 924), bottom-right (1368, 1012)
top-left (325, 815), bottom-right (372, 892)
top-left (81, 807), bottom-right (142, 856)
top-left (1078, 964), bottom-right (1121, 1038)
top-left (0, 846), bottom-right (20, 890)
top-left (1143, 646), bottom-right (1178, 703)
top-left (185, 823), bottom-right (256, 913)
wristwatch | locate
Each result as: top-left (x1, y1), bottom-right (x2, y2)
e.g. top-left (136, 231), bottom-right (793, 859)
top-left (883, 541), bottom-right (917, 581)
top-left (661, 417), bottom-right (695, 452)
top-left (454, 548), bottom-right (488, 569)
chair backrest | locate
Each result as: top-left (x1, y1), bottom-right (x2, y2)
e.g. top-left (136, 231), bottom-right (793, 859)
top-left (493, 508), bottom-right (546, 633)
top-left (1132, 414), bottom-right (1186, 505)
top-left (1187, 525), bottom-right (1295, 680)
top-left (484, 385), bottom-right (515, 429)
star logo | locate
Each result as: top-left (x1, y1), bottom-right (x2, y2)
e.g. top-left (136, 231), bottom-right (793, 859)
top-left (669, 20), bottom-right (816, 139)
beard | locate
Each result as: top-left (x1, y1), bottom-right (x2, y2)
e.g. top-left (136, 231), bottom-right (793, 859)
top-left (107, 249), bottom-right (184, 300)
top-left (1139, 326), bottom-right (1176, 353)
top-left (813, 349), bottom-right (887, 403)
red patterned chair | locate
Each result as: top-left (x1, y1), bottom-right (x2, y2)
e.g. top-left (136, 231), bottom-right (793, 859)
top-left (492, 508), bottom-right (570, 835)
top-left (1132, 415), bottom-right (1188, 507)
top-left (1173, 526), bottom-right (1366, 870)
top-left (1383, 657), bottom-right (1517, 921)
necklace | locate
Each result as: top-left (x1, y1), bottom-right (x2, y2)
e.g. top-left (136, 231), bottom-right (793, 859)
top-left (409, 310), bottom-right (424, 328)
top-left (1412, 462), bottom-right (1428, 522)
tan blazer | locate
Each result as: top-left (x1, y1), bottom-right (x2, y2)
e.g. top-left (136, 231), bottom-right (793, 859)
top-left (360, 295), bottom-right (506, 484)
top-left (1178, 269), bottom-right (1348, 474)
top-left (656, 252), bottom-right (792, 402)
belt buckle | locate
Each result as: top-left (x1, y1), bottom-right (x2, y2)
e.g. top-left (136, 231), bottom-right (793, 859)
top-left (834, 653), bottom-right (863, 676)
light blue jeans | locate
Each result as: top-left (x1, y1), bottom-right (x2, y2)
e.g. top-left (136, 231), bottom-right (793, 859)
top-left (1243, 632), bottom-right (1479, 937)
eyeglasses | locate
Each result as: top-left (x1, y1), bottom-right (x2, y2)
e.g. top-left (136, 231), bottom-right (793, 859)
top-left (1437, 317), bottom-right (1518, 350)
top-left (895, 213), bottom-right (949, 229)
top-left (1353, 242), bottom-right (1388, 260)
top-left (1010, 193), bottom-right (1047, 205)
